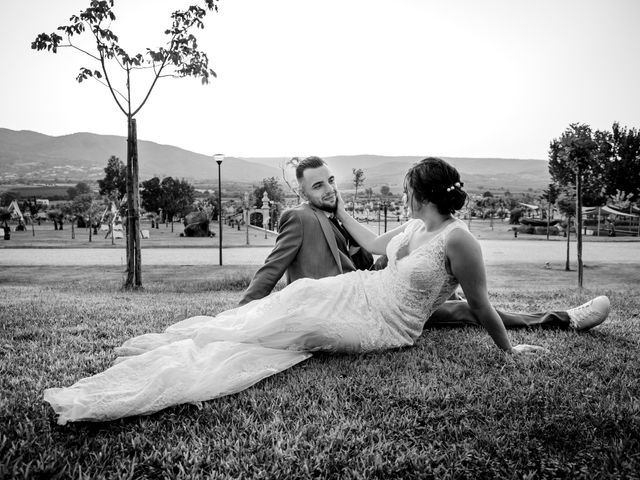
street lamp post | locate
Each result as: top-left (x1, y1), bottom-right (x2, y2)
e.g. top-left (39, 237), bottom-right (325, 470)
top-left (384, 201), bottom-right (388, 233)
top-left (214, 153), bottom-right (224, 265)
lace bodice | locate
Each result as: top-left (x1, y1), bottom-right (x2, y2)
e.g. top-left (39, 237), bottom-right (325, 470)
top-left (344, 218), bottom-right (464, 349)
top-left (384, 218), bottom-right (462, 320)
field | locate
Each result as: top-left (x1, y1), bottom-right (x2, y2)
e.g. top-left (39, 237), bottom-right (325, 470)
top-left (2, 216), bottom-right (638, 249)
top-left (1, 258), bottom-right (639, 478)
top-left (1, 217), bottom-right (639, 478)
top-left (0, 184), bottom-right (72, 200)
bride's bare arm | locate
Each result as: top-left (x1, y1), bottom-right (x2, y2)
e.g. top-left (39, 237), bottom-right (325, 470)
top-left (446, 229), bottom-right (547, 355)
top-left (335, 191), bottom-right (408, 255)
top-left (445, 229), bottom-right (513, 351)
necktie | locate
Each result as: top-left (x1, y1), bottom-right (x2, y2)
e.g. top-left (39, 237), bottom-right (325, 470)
top-left (328, 216), bottom-right (351, 256)
top-left (329, 216), bottom-right (350, 244)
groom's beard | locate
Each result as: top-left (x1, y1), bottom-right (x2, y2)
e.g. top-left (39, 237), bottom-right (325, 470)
top-left (314, 202), bottom-right (337, 213)
top-left (308, 191), bottom-right (338, 213)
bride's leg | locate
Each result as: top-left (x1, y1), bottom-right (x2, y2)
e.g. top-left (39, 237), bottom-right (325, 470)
top-left (116, 277), bottom-right (362, 358)
top-left (115, 304), bottom-right (254, 358)
top-left (45, 339), bottom-right (312, 425)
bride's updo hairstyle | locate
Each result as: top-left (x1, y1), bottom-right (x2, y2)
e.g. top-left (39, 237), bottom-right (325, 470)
top-left (404, 157), bottom-right (467, 214)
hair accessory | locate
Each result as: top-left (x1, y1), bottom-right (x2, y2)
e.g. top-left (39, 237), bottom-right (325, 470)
top-left (446, 182), bottom-right (463, 192)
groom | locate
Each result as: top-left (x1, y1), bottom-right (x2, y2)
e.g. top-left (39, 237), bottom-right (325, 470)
top-left (240, 156), bottom-right (609, 331)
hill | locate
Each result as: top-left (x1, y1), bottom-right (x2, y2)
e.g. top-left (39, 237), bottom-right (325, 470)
top-left (0, 128), bottom-right (550, 193)
top-left (0, 128), bottom-right (279, 186)
top-left (248, 155), bottom-right (550, 193)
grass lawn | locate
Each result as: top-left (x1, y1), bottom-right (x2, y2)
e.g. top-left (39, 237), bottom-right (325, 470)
top-left (1, 266), bottom-right (639, 479)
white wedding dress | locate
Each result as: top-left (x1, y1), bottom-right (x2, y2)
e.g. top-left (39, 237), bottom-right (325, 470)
top-left (44, 219), bottom-right (465, 424)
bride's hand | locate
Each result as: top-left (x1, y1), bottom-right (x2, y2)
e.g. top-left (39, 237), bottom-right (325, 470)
top-left (510, 344), bottom-right (549, 355)
top-left (335, 189), bottom-right (347, 214)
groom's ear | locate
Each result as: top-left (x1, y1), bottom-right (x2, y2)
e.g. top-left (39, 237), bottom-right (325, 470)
top-left (297, 185), bottom-right (307, 200)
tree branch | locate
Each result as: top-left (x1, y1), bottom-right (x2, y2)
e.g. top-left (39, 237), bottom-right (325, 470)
top-left (99, 51), bottom-right (128, 116)
top-left (91, 76), bottom-right (128, 103)
top-left (132, 59), bottom-right (167, 116)
top-left (131, 34), bottom-right (178, 117)
top-left (64, 37), bottom-right (101, 61)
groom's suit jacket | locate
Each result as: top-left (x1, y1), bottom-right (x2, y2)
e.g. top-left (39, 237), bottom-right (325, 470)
top-left (239, 203), bottom-right (372, 305)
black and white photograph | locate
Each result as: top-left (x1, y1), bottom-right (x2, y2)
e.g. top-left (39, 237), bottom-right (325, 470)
top-left (1, 0), bottom-right (639, 478)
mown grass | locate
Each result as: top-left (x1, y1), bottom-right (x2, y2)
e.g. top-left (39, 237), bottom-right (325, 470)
top-left (1, 268), bottom-right (639, 479)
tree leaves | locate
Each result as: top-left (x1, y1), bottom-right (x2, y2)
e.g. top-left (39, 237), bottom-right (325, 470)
top-left (550, 122), bottom-right (640, 205)
top-left (31, 33), bottom-right (63, 53)
top-left (98, 156), bottom-right (127, 199)
top-left (32, 0), bottom-right (219, 113)
top-left (76, 67), bottom-right (103, 83)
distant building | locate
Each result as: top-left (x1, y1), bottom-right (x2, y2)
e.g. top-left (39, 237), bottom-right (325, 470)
top-left (36, 198), bottom-right (50, 207)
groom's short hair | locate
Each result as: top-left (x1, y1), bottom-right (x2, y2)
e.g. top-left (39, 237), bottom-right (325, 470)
top-left (296, 156), bottom-right (326, 180)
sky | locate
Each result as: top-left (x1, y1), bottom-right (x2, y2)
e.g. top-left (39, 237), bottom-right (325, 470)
top-left (1, 0), bottom-right (639, 160)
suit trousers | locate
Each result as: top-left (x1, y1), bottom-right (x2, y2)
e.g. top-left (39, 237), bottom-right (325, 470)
top-left (426, 300), bottom-right (571, 329)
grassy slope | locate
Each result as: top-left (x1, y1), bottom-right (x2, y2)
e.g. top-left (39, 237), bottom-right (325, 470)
top-left (1, 268), bottom-right (639, 479)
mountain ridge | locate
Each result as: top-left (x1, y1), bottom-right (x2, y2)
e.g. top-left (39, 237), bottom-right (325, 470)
top-left (0, 128), bottom-right (550, 192)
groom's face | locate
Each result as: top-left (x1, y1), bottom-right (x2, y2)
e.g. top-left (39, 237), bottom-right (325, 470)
top-left (298, 165), bottom-right (338, 213)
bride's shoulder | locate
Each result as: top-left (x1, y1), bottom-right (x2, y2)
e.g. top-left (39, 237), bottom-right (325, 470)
top-left (445, 221), bottom-right (480, 252)
top-left (449, 218), bottom-right (470, 232)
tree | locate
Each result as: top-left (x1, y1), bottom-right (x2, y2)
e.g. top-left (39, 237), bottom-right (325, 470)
top-left (280, 157), bottom-right (301, 202)
top-left (594, 122), bottom-right (640, 202)
top-left (509, 207), bottom-right (523, 225)
top-left (380, 185), bottom-right (391, 197)
top-left (253, 177), bottom-right (285, 230)
top-left (364, 187), bottom-right (373, 204)
top-left (98, 156), bottom-right (127, 200)
top-left (352, 168), bottom-right (365, 214)
top-left (608, 190), bottom-right (634, 211)
top-left (70, 193), bottom-right (103, 241)
top-left (33, 0), bottom-right (219, 289)
top-left (0, 208), bottom-right (10, 229)
top-left (159, 177), bottom-right (196, 232)
top-left (140, 177), bottom-right (164, 216)
top-left (47, 209), bottom-right (65, 231)
top-left (540, 182), bottom-right (560, 240)
top-left (22, 199), bottom-right (40, 237)
top-left (556, 190), bottom-right (576, 272)
top-left (549, 123), bottom-right (597, 287)
top-left (64, 196), bottom-right (87, 239)
top-left (98, 155), bottom-right (127, 241)
top-left (253, 178), bottom-right (285, 208)
top-left (67, 182), bottom-right (92, 200)
top-left (0, 191), bottom-right (19, 206)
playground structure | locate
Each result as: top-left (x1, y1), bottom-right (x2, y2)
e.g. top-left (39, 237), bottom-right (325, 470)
top-left (583, 205), bottom-right (640, 237)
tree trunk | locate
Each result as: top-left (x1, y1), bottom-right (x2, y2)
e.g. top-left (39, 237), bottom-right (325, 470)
top-left (546, 202), bottom-right (551, 241)
top-left (71, 222), bottom-right (75, 239)
top-left (125, 117), bottom-right (142, 289)
top-left (565, 216), bottom-right (571, 271)
top-left (353, 186), bottom-right (358, 215)
top-left (576, 170), bottom-right (583, 287)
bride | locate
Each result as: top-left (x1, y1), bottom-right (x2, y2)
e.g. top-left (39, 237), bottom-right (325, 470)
top-left (44, 157), bottom-right (546, 424)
